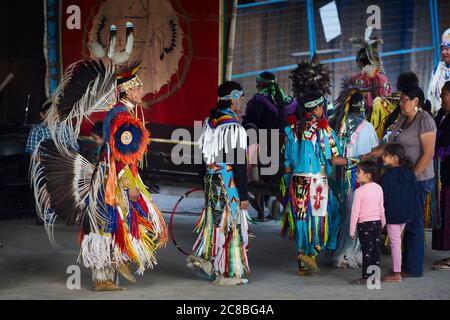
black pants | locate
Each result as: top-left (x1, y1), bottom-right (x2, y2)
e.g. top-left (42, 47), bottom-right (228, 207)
top-left (357, 221), bottom-right (382, 279)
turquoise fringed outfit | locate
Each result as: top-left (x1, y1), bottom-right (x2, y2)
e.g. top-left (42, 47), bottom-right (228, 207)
top-left (193, 163), bottom-right (251, 278)
top-left (281, 119), bottom-right (342, 257)
top-left (193, 108), bottom-right (251, 279)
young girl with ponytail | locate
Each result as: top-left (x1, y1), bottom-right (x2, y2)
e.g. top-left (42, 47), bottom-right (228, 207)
top-left (381, 143), bottom-right (419, 282)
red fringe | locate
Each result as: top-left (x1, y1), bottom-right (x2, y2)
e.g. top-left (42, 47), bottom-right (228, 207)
top-left (224, 232), bottom-right (233, 276)
top-left (114, 213), bottom-right (127, 253)
top-left (317, 118), bottom-right (329, 130)
top-left (321, 217), bottom-right (325, 243)
top-left (287, 115), bottom-right (297, 125)
top-left (131, 164), bottom-right (139, 176)
top-left (131, 208), bottom-right (140, 239)
top-left (212, 228), bottom-right (216, 256)
top-left (77, 227), bottom-right (84, 245)
top-left (137, 196), bottom-right (149, 214)
top-left (115, 161), bottom-right (126, 174)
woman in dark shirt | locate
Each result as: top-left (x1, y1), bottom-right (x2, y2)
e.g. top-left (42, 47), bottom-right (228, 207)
top-left (363, 85), bottom-right (437, 277)
top-left (432, 81), bottom-right (450, 270)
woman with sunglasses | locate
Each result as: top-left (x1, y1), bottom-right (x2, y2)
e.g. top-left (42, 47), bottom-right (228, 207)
top-left (362, 85), bottom-right (437, 277)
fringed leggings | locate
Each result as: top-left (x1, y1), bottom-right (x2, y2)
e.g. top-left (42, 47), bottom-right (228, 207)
top-left (193, 171), bottom-right (250, 278)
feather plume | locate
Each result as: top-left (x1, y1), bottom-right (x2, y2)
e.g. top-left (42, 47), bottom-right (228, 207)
top-left (290, 60), bottom-right (332, 99)
top-left (29, 140), bottom-right (110, 246)
top-left (329, 77), bottom-right (371, 133)
top-left (45, 59), bottom-right (116, 155)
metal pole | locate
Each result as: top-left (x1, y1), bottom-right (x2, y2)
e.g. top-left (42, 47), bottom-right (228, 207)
top-left (225, 0), bottom-right (238, 81)
top-left (434, 0), bottom-right (440, 67)
top-left (306, 0), bottom-right (317, 60)
top-left (429, 0), bottom-right (439, 68)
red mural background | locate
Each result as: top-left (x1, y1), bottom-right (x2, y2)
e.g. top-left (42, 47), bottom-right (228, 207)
top-left (59, 0), bottom-right (221, 135)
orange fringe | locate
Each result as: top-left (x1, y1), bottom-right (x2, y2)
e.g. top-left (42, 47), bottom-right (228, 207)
top-left (105, 155), bottom-right (117, 206)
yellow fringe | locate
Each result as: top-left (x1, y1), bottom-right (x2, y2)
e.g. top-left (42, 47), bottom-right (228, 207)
top-left (324, 215), bottom-right (329, 245)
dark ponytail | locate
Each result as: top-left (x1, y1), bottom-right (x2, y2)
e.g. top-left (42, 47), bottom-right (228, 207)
top-left (385, 143), bottom-right (414, 169)
top-left (294, 103), bottom-right (306, 151)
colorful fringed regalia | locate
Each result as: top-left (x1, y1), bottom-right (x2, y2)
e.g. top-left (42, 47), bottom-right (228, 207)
top-left (280, 92), bottom-right (343, 275)
top-left (350, 27), bottom-right (392, 114)
top-left (371, 94), bottom-right (400, 141)
top-left (328, 79), bottom-right (379, 269)
top-left (188, 88), bottom-right (251, 285)
top-left (30, 23), bottom-right (167, 291)
top-left (428, 28), bottom-right (450, 114)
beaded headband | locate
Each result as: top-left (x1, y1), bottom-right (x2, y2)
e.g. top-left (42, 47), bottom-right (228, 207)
top-left (304, 96), bottom-right (325, 109)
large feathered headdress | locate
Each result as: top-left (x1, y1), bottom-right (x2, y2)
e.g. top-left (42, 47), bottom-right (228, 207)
top-left (330, 77), bottom-right (370, 134)
top-left (350, 27), bottom-right (384, 72)
top-left (290, 55), bottom-right (332, 100)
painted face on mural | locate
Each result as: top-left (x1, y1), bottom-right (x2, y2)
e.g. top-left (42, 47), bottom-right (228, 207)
top-left (88, 0), bottom-right (191, 104)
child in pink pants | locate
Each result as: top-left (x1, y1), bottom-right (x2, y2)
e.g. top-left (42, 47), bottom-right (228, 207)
top-left (381, 144), bottom-right (418, 282)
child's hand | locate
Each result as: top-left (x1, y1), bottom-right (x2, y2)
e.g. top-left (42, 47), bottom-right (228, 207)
top-left (350, 235), bottom-right (356, 240)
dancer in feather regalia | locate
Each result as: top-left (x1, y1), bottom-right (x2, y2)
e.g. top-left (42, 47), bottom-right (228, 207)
top-left (280, 60), bottom-right (350, 275)
top-left (30, 23), bottom-right (167, 291)
top-left (187, 81), bottom-right (251, 286)
top-left (329, 79), bottom-right (379, 269)
top-left (350, 27), bottom-right (392, 119)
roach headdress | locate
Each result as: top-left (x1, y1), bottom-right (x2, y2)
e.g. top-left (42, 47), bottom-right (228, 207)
top-left (290, 55), bottom-right (332, 100)
top-left (350, 27), bottom-right (384, 72)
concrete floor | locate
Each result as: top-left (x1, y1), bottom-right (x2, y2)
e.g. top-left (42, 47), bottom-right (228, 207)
top-left (0, 192), bottom-right (449, 300)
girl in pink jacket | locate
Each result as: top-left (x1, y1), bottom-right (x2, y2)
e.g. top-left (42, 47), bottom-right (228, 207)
top-left (350, 161), bottom-right (386, 285)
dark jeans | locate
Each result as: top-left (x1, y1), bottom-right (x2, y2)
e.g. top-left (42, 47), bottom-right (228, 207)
top-left (357, 221), bottom-right (382, 279)
top-left (402, 178), bottom-right (435, 276)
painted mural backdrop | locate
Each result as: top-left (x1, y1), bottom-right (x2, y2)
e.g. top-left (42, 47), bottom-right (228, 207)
top-left (47, 0), bottom-right (221, 133)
